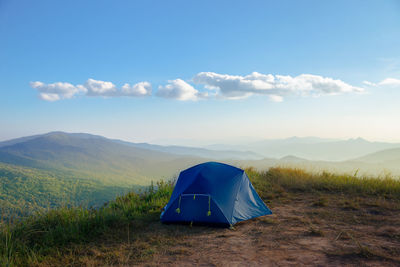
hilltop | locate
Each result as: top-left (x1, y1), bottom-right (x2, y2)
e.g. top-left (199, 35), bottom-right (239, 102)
top-left (1, 167), bottom-right (400, 266)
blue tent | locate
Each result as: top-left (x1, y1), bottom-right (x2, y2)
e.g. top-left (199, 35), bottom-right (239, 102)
top-left (161, 162), bottom-right (272, 226)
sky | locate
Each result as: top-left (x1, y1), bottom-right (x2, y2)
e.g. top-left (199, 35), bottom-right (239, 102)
top-left (1, 0), bottom-right (400, 145)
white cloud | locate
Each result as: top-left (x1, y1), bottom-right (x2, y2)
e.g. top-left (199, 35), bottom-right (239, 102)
top-left (269, 95), bottom-right (283, 102)
top-left (30, 81), bottom-right (83, 101)
top-left (378, 78), bottom-right (400, 87)
top-left (157, 79), bottom-right (206, 101)
top-left (193, 72), bottom-right (364, 100)
top-left (31, 79), bottom-right (152, 101)
top-left (31, 72), bottom-right (371, 102)
top-left (121, 81), bottom-right (152, 96)
top-left (84, 79), bottom-right (117, 96)
top-left (39, 93), bottom-right (61, 101)
top-left (362, 80), bottom-right (376, 86)
top-left (363, 77), bottom-right (400, 89)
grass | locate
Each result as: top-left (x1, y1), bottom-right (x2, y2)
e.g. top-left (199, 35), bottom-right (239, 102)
top-left (249, 167), bottom-right (400, 200)
top-left (0, 181), bottom-right (173, 266)
top-left (1, 167), bottom-right (400, 266)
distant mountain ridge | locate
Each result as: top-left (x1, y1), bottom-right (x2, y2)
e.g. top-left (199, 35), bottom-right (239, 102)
top-left (110, 139), bottom-right (262, 160)
top-left (0, 132), bottom-right (191, 185)
top-left (0, 132), bottom-right (262, 185)
top-left (351, 147), bottom-right (400, 164)
top-left (1, 132), bottom-right (400, 183)
top-left (0, 132), bottom-right (262, 160)
top-left (205, 137), bottom-right (400, 161)
top-left (1, 131), bottom-right (400, 221)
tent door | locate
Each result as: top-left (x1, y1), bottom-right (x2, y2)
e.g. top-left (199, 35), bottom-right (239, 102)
top-left (176, 194), bottom-right (212, 221)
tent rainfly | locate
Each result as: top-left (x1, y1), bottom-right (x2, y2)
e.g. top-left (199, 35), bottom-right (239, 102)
top-left (160, 162), bottom-right (272, 227)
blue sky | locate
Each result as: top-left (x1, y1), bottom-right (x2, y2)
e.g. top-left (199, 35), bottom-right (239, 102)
top-left (1, 0), bottom-right (400, 144)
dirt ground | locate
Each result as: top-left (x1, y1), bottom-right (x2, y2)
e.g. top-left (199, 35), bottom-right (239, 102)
top-left (48, 194), bottom-right (400, 267)
top-left (141, 195), bottom-right (400, 267)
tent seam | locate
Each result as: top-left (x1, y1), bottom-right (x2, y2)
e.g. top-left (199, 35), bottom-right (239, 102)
top-left (212, 198), bottom-right (231, 225)
top-left (229, 171), bottom-right (245, 224)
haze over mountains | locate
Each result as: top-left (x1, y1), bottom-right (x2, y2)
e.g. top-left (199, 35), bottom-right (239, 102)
top-left (0, 132), bottom-right (204, 185)
top-left (205, 137), bottom-right (400, 161)
top-left (1, 132), bottom-right (400, 177)
top-left (1, 131), bottom-right (400, 219)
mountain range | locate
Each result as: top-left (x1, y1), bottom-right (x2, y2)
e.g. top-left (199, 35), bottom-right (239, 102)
top-left (1, 131), bottom-right (400, 219)
top-left (205, 136), bottom-right (400, 161)
top-left (0, 132), bottom-right (203, 185)
top-left (1, 132), bottom-right (400, 178)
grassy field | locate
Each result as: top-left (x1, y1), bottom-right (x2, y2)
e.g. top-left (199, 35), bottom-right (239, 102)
top-left (1, 167), bottom-right (400, 266)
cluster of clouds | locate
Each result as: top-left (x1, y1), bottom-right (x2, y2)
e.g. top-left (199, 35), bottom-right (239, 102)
top-left (31, 79), bottom-right (152, 101)
top-left (31, 72), bottom-right (399, 102)
top-left (192, 72), bottom-right (365, 101)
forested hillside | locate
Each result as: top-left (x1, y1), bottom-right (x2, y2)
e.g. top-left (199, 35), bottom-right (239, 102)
top-left (0, 163), bottom-right (131, 220)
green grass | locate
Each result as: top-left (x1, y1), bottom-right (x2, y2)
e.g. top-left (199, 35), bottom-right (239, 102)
top-left (1, 167), bottom-right (400, 266)
top-left (248, 167), bottom-right (400, 200)
top-left (0, 181), bottom-right (173, 266)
